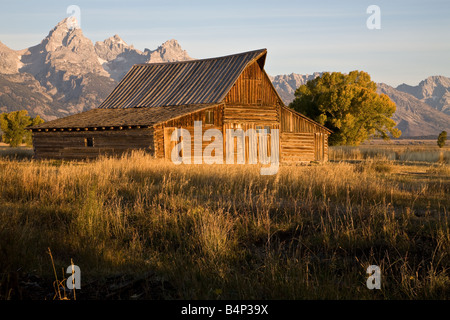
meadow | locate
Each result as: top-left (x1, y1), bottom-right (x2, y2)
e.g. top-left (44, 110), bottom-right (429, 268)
top-left (0, 142), bottom-right (449, 300)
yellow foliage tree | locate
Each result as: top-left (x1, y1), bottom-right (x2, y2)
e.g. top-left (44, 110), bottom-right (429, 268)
top-left (289, 71), bottom-right (401, 146)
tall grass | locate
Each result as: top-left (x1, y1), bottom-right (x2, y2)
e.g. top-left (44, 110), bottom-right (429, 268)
top-left (0, 150), bottom-right (449, 299)
top-left (330, 145), bottom-right (450, 163)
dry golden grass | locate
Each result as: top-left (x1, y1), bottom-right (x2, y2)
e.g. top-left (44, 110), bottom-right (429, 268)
top-left (0, 147), bottom-right (449, 299)
top-left (330, 144), bottom-right (450, 163)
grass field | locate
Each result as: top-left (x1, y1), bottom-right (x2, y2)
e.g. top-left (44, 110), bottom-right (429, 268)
top-left (0, 142), bottom-right (449, 300)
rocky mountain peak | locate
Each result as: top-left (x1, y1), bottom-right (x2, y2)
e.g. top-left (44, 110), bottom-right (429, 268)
top-left (99, 37), bottom-right (192, 81)
top-left (147, 39), bottom-right (191, 63)
top-left (62, 16), bottom-right (81, 30)
top-left (396, 75), bottom-right (450, 115)
top-left (40, 17), bottom-right (87, 52)
top-left (161, 39), bottom-right (181, 48)
top-left (418, 75), bottom-right (450, 96)
top-left (95, 34), bottom-right (135, 62)
top-left (102, 34), bottom-right (130, 49)
top-left (111, 34), bottom-right (128, 45)
top-left (377, 82), bottom-right (450, 137)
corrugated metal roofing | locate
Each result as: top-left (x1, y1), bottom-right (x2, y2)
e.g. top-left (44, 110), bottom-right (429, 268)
top-left (98, 49), bottom-right (267, 109)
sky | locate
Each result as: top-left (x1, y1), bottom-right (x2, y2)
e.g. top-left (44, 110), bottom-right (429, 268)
top-left (0, 0), bottom-right (449, 87)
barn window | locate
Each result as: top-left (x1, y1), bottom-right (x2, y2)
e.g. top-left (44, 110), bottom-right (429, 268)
top-left (205, 110), bottom-right (214, 125)
top-left (85, 137), bottom-right (94, 147)
top-left (264, 126), bottom-right (271, 134)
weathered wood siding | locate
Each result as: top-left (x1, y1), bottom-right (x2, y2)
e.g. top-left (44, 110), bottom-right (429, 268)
top-left (280, 132), bottom-right (314, 162)
top-left (223, 123), bottom-right (279, 164)
top-left (281, 107), bottom-right (330, 134)
top-left (314, 133), bottom-right (329, 162)
top-left (164, 126), bottom-right (223, 163)
top-left (154, 105), bottom-right (224, 159)
top-left (32, 129), bottom-right (154, 160)
top-left (221, 61), bottom-right (282, 163)
top-left (224, 61), bottom-right (281, 107)
top-left (162, 105), bottom-right (223, 128)
top-left (223, 105), bottom-right (279, 124)
top-left (280, 107), bottom-right (329, 162)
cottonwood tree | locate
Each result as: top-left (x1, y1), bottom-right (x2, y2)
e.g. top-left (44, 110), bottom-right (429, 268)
top-left (0, 110), bottom-right (44, 147)
top-left (289, 71), bottom-right (401, 146)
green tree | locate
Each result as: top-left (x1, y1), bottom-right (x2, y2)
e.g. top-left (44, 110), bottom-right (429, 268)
top-left (289, 71), bottom-right (401, 146)
top-left (0, 110), bottom-right (44, 147)
top-left (437, 131), bottom-right (447, 148)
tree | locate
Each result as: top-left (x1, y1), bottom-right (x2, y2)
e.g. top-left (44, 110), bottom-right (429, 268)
top-left (437, 131), bottom-right (447, 148)
top-left (289, 71), bottom-right (401, 146)
top-left (0, 110), bottom-right (44, 147)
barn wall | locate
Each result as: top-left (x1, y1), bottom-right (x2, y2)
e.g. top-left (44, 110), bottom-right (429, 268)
top-left (280, 133), bottom-right (315, 162)
top-left (223, 105), bottom-right (279, 124)
top-left (155, 103), bottom-right (282, 164)
top-left (154, 105), bottom-right (224, 159)
top-left (279, 107), bottom-right (330, 162)
top-left (32, 129), bottom-right (154, 160)
top-left (221, 60), bottom-right (283, 163)
top-left (279, 132), bottom-right (328, 163)
top-left (163, 105), bottom-right (223, 127)
top-left (163, 126), bottom-right (224, 163)
top-left (223, 122), bottom-right (280, 164)
top-left (280, 107), bottom-right (330, 134)
top-left (224, 61), bottom-right (282, 106)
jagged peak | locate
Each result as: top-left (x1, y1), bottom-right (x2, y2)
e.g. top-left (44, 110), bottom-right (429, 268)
top-left (163, 39), bottom-right (178, 44)
top-left (420, 75), bottom-right (450, 85)
top-left (52, 17), bottom-right (80, 32)
top-left (112, 34), bottom-right (124, 42)
top-left (46, 18), bottom-right (83, 39)
top-left (38, 17), bottom-right (92, 53)
top-left (159, 39), bottom-right (181, 48)
top-left (105, 34), bottom-right (128, 46)
top-left (95, 34), bottom-right (132, 52)
top-left (398, 75), bottom-right (450, 89)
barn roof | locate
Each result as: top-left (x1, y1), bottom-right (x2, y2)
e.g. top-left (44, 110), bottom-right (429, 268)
top-left (99, 48), bottom-right (268, 109)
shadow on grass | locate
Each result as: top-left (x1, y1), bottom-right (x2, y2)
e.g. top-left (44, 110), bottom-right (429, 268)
top-left (0, 147), bottom-right (34, 161)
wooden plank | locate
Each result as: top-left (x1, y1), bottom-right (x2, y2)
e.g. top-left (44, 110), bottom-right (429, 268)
top-left (224, 61), bottom-right (280, 106)
top-left (32, 128), bottom-right (155, 159)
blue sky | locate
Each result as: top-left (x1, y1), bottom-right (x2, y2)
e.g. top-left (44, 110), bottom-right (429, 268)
top-left (0, 0), bottom-right (449, 86)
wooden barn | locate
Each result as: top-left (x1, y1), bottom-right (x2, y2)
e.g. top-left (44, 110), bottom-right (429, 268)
top-left (31, 49), bottom-right (332, 164)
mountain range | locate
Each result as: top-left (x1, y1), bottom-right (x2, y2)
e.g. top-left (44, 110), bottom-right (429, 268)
top-left (0, 18), bottom-right (449, 137)
top-left (0, 18), bottom-right (191, 121)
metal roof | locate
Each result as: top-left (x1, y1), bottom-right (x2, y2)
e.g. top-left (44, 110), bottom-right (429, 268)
top-left (98, 49), bottom-right (267, 109)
